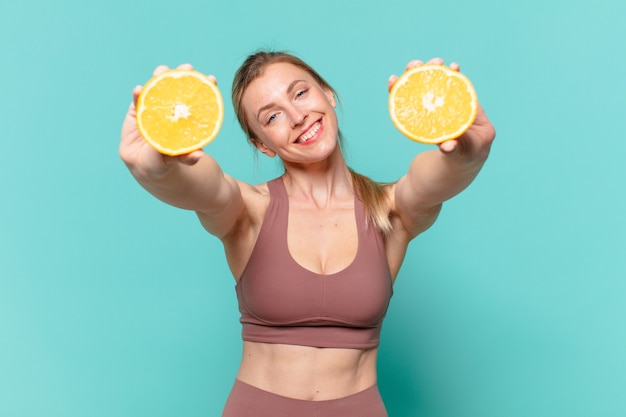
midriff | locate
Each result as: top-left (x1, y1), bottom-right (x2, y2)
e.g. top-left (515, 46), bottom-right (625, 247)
top-left (235, 341), bottom-right (379, 401)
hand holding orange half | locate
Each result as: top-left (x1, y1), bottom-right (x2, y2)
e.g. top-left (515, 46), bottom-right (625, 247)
top-left (388, 59), bottom-right (477, 146)
top-left (135, 67), bottom-right (224, 157)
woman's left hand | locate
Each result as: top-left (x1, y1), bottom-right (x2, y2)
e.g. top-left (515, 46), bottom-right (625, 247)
top-left (388, 58), bottom-right (496, 163)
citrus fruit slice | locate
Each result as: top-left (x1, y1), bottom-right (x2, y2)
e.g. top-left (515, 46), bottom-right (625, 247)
top-left (389, 64), bottom-right (477, 144)
top-left (136, 69), bottom-right (224, 156)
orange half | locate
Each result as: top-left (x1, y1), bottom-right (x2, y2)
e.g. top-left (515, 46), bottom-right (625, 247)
top-left (136, 69), bottom-right (224, 156)
top-left (389, 64), bottom-right (477, 144)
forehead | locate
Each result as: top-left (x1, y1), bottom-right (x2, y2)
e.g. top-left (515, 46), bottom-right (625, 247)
top-left (257, 62), bottom-right (314, 85)
top-left (243, 63), bottom-right (316, 104)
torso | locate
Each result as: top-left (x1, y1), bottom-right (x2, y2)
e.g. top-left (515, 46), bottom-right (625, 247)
top-left (215, 177), bottom-right (412, 401)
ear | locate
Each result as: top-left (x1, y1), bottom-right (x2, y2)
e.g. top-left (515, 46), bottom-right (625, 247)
top-left (324, 88), bottom-right (336, 108)
top-left (252, 138), bottom-right (277, 158)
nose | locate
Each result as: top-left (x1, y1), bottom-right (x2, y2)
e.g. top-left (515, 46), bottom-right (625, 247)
top-left (288, 106), bottom-right (307, 128)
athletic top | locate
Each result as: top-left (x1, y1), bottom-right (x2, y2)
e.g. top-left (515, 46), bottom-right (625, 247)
top-left (235, 176), bottom-right (393, 349)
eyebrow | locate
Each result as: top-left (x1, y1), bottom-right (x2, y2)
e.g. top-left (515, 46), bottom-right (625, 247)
top-left (256, 79), bottom-right (306, 121)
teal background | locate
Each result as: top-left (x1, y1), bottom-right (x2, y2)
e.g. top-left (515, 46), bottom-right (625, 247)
top-left (1, 0), bottom-right (625, 416)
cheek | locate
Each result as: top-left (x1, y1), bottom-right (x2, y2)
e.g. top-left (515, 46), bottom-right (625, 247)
top-left (244, 115), bottom-right (267, 144)
top-left (325, 111), bottom-right (339, 134)
top-left (254, 127), bottom-right (285, 151)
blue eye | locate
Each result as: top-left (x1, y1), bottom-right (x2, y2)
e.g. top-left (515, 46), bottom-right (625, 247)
top-left (267, 113), bottom-right (277, 124)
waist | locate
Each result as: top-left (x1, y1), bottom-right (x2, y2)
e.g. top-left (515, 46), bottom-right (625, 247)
top-left (236, 341), bottom-right (379, 401)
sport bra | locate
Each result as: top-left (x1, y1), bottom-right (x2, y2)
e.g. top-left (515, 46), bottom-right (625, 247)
top-left (235, 176), bottom-right (393, 349)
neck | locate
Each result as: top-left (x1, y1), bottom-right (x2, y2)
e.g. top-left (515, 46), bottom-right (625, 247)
top-left (282, 150), bottom-right (353, 206)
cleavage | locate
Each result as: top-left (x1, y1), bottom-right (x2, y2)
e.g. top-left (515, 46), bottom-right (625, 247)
top-left (286, 204), bottom-right (358, 275)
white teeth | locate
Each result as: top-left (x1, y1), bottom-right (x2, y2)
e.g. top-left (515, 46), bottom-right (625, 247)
top-left (297, 122), bottom-right (321, 143)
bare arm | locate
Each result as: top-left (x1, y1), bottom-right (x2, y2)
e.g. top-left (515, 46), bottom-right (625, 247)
top-left (119, 64), bottom-right (245, 239)
top-left (389, 59), bottom-right (496, 237)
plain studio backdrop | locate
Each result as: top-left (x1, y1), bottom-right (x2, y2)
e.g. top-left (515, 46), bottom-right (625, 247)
top-left (1, 1), bottom-right (624, 416)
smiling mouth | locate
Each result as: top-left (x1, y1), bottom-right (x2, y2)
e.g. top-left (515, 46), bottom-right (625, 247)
top-left (295, 121), bottom-right (322, 143)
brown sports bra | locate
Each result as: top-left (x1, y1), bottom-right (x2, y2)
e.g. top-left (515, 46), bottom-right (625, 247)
top-left (235, 176), bottom-right (393, 349)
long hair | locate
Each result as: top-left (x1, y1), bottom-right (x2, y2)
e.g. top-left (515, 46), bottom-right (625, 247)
top-left (232, 50), bottom-right (392, 234)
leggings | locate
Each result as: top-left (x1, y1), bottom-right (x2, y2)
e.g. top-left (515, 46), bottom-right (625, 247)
top-left (222, 379), bottom-right (388, 417)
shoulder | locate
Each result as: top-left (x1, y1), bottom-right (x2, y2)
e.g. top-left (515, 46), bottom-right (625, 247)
top-left (216, 179), bottom-right (274, 278)
top-left (380, 181), bottom-right (440, 280)
top-left (382, 180), bottom-right (441, 239)
top-left (194, 175), bottom-right (271, 241)
top-left (222, 178), bottom-right (273, 241)
top-left (238, 179), bottom-right (271, 220)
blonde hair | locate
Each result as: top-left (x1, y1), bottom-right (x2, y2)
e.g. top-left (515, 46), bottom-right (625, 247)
top-left (232, 50), bottom-right (392, 235)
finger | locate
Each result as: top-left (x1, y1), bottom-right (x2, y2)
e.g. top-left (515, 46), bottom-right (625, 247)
top-left (132, 85), bottom-right (142, 107)
top-left (405, 60), bottom-right (423, 72)
top-left (439, 139), bottom-right (458, 154)
top-left (427, 57), bottom-right (444, 65)
top-left (206, 75), bottom-right (218, 86)
top-left (177, 63), bottom-right (194, 70)
top-left (449, 62), bottom-right (460, 72)
top-left (153, 65), bottom-right (170, 77)
top-left (177, 149), bottom-right (205, 165)
top-left (388, 75), bottom-right (399, 92)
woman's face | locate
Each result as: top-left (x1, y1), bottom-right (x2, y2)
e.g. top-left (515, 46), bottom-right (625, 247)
top-left (241, 62), bottom-right (339, 164)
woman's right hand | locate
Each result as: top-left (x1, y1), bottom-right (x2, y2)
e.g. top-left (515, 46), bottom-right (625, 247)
top-left (119, 64), bottom-right (211, 179)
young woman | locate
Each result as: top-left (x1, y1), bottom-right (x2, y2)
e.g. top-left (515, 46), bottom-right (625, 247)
top-left (119, 51), bottom-right (495, 417)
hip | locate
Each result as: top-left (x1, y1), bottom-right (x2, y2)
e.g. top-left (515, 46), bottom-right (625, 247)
top-left (222, 378), bottom-right (388, 417)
